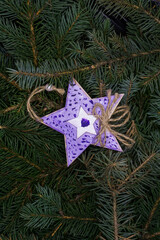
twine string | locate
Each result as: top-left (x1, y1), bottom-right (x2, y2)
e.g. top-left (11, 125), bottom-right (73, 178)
top-left (27, 84), bottom-right (65, 123)
top-left (92, 90), bottom-right (135, 148)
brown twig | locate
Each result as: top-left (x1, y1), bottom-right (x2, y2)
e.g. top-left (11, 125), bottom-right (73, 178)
top-left (142, 70), bottom-right (160, 86)
top-left (59, 215), bottom-right (96, 221)
top-left (59, 12), bottom-right (81, 44)
top-left (144, 232), bottom-right (160, 239)
top-left (14, 49), bottom-right (160, 79)
top-left (118, 153), bottom-right (156, 189)
top-left (0, 72), bottom-right (22, 90)
top-left (85, 153), bottom-right (95, 167)
top-left (36, 0), bottom-right (51, 16)
top-left (144, 196), bottom-right (160, 231)
top-left (51, 223), bottom-right (63, 237)
top-left (131, 4), bottom-right (160, 25)
top-left (108, 0), bottom-right (160, 25)
top-left (30, 213), bottom-right (96, 221)
top-left (0, 104), bottom-right (20, 114)
top-left (99, 236), bottom-right (107, 240)
top-left (0, 186), bottom-right (19, 200)
top-left (112, 191), bottom-right (118, 240)
top-left (99, 80), bottom-right (106, 97)
top-left (119, 234), bottom-right (137, 240)
top-left (126, 79), bottom-right (132, 104)
top-left (1, 145), bottom-right (43, 172)
top-left (0, 126), bottom-right (7, 129)
top-left (27, 1), bottom-right (38, 66)
top-left (93, 37), bottom-right (108, 52)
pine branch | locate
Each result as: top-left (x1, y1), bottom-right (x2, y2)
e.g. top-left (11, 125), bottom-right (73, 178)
top-left (144, 196), bottom-right (160, 231)
top-left (36, 0), bottom-right (51, 17)
top-left (100, 0), bottom-right (160, 25)
top-left (0, 72), bottom-right (22, 90)
top-left (30, 213), bottom-right (96, 221)
top-left (11, 48), bottom-right (160, 80)
top-left (130, 3), bottom-right (160, 25)
top-left (0, 126), bottom-right (7, 129)
top-left (1, 0), bottom-right (160, 238)
top-left (119, 234), bottom-right (137, 240)
top-left (58, 215), bottom-right (96, 221)
top-left (0, 185), bottom-right (19, 200)
top-left (142, 70), bottom-right (160, 86)
top-left (112, 191), bottom-right (118, 240)
top-left (1, 144), bottom-right (43, 172)
top-left (93, 35), bottom-right (108, 53)
top-left (0, 104), bottom-right (20, 114)
top-left (99, 81), bottom-right (106, 97)
top-left (3, 192), bottom-right (28, 234)
top-left (125, 79), bottom-right (132, 104)
top-left (118, 153), bottom-right (156, 189)
top-left (145, 232), bottom-right (160, 239)
top-left (59, 12), bottom-right (82, 44)
top-left (27, 1), bottom-right (38, 66)
top-left (99, 236), bottom-right (106, 240)
top-left (51, 223), bottom-right (63, 237)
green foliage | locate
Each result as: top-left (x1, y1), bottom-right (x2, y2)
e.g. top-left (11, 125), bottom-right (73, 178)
top-left (20, 185), bottom-right (97, 239)
top-left (0, 0), bottom-right (160, 239)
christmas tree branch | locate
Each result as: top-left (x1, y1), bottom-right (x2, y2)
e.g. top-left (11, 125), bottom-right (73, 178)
top-left (0, 126), bottom-right (7, 129)
top-left (104, 0), bottom-right (160, 25)
top-left (130, 4), bottom-right (160, 25)
top-left (93, 36), bottom-right (108, 52)
top-left (60, 12), bottom-right (81, 44)
top-left (126, 79), bottom-right (133, 104)
top-left (0, 125), bottom-right (39, 133)
top-left (51, 223), bottom-right (63, 237)
top-left (99, 81), bottom-right (106, 97)
top-left (144, 232), bottom-right (160, 239)
top-left (142, 70), bottom-right (160, 86)
top-left (99, 235), bottom-right (106, 240)
top-left (30, 213), bottom-right (96, 221)
top-left (14, 48), bottom-right (160, 79)
top-left (1, 145), bottom-right (43, 172)
top-left (111, 36), bottom-right (127, 53)
top-left (0, 72), bottom-right (22, 90)
top-left (0, 186), bottom-right (19, 200)
top-left (59, 215), bottom-right (96, 221)
top-left (112, 191), bottom-right (118, 240)
top-left (144, 196), bottom-right (160, 231)
top-left (36, 0), bottom-right (51, 17)
top-left (119, 234), bottom-right (137, 240)
top-left (0, 104), bottom-right (20, 114)
top-left (27, 1), bottom-right (38, 66)
top-left (118, 153), bottom-right (156, 189)
top-left (0, 173), bottom-right (48, 201)
top-left (4, 192), bottom-right (29, 232)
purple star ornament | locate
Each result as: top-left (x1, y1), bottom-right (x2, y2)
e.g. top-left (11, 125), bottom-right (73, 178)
top-left (41, 78), bottom-right (124, 166)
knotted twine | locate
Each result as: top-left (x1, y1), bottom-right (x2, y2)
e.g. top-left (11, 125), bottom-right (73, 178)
top-left (92, 89), bottom-right (135, 148)
top-left (27, 84), bottom-right (65, 123)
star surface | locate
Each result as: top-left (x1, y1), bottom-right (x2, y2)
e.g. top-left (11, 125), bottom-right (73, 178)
top-left (68, 107), bottom-right (97, 138)
top-left (41, 78), bottom-right (124, 166)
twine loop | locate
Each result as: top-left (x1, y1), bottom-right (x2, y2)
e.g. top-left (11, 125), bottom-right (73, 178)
top-left (92, 89), bottom-right (135, 148)
top-left (27, 84), bottom-right (65, 123)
